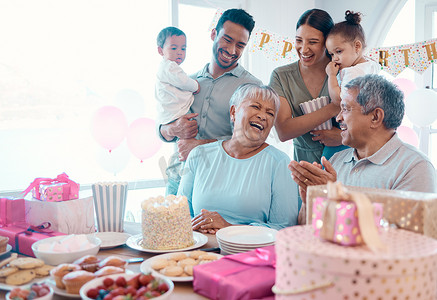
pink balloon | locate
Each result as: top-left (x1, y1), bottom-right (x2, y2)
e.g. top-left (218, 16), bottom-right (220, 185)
top-left (392, 78), bottom-right (417, 99)
top-left (397, 125), bottom-right (419, 148)
top-left (127, 118), bottom-right (162, 162)
top-left (91, 106), bottom-right (128, 151)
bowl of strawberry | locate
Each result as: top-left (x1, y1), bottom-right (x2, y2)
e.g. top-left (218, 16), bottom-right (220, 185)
top-left (79, 273), bottom-right (174, 300)
top-left (6, 282), bottom-right (53, 300)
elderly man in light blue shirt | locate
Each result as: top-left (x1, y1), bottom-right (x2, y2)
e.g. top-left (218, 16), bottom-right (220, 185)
top-left (289, 74), bottom-right (436, 222)
top-left (159, 9), bottom-right (261, 195)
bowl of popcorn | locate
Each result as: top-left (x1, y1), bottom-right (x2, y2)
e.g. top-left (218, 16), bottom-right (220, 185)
top-left (6, 282), bottom-right (54, 300)
top-left (32, 234), bottom-right (101, 266)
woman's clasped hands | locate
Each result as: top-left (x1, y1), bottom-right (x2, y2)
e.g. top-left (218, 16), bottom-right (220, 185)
top-left (191, 209), bottom-right (231, 234)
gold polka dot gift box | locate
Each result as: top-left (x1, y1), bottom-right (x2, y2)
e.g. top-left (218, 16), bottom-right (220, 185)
top-left (307, 184), bottom-right (437, 239)
top-left (273, 225), bottom-right (437, 299)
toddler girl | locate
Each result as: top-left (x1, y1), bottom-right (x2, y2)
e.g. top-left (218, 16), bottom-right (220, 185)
top-left (325, 10), bottom-right (380, 104)
top-left (320, 10), bottom-right (379, 160)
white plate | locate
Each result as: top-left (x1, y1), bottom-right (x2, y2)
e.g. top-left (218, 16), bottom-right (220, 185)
top-left (46, 269), bottom-right (134, 298)
top-left (126, 232), bottom-right (207, 254)
top-left (90, 232), bottom-right (131, 249)
top-left (217, 240), bottom-right (274, 253)
top-left (46, 278), bottom-right (80, 298)
top-left (216, 226), bottom-right (278, 245)
top-left (140, 251), bottom-right (223, 282)
top-left (0, 277), bottom-right (46, 291)
top-left (217, 238), bottom-right (275, 248)
top-left (0, 244), bottom-right (12, 256)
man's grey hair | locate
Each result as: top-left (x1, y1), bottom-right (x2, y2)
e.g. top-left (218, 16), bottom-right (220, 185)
top-left (345, 74), bottom-right (404, 129)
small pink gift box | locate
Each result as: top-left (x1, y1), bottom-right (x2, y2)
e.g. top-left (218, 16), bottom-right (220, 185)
top-left (0, 197), bottom-right (26, 227)
top-left (193, 246), bottom-right (275, 300)
top-left (312, 196), bottom-right (383, 246)
top-left (22, 173), bottom-right (79, 202)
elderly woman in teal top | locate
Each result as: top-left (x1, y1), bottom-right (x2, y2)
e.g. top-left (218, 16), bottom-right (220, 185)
top-left (177, 83), bottom-right (298, 233)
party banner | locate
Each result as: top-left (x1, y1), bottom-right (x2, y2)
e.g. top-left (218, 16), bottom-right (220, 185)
top-left (367, 39), bottom-right (437, 76)
top-left (209, 9), bottom-right (437, 77)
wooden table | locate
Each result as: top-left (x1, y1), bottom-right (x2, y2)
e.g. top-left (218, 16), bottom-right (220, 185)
top-left (1, 223), bottom-right (215, 299)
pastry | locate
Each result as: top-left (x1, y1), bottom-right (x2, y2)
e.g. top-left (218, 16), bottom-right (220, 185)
top-left (9, 257), bottom-right (44, 269)
top-left (198, 254), bottom-right (218, 261)
top-left (94, 266), bottom-right (124, 277)
top-left (0, 253), bottom-right (18, 268)
top-left (177, 258), bottom-right (197, 268)
top-left (169, 253), bottom-right (187, 261)
top-left (0, 266), bottom-right (18, 277)
top-left (98, 256), bottom-right (127, 269)
top-left (160, 265), bottom-right (183, 277)
top-left (150, 258), bottom-right (169, 270)
top-left (184, 265), bottom-right (194, 276)
top-left (73, 255), bottom-right (100, 272)
top-left (5, 269), bottom-right (36, 285)
top-left (50, 263), bottom-right (82, 289)
top-left (34, 264), bottom-right (54, 277)
top-left (62, 270), bottom-right (96, 294)
top-left (0, 236), bottom-right (8, 253)
top-left (189, 250), bottom-right (207, 259)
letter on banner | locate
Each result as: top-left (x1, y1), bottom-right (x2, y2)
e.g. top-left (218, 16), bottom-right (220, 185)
top-left (400, 48), bottom-right (411, 66)
top-left (423, 42), bottom-right (437, 61)
top-left (379, 50), bottom-right (389, 66)
top-left (259, 33), bottom-right (271, 48)
top-left (282, 41), bottom-right (293, 57)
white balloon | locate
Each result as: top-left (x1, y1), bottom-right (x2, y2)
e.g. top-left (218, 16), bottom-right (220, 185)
top-left (96, 142), bottom-right (131, 175)
top-left (405, 88), bottom-right (437, 127)
top-left (114, 89), bottom-right (145, 123)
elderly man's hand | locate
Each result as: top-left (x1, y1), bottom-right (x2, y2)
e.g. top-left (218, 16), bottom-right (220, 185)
top-left (310, 127), bottom-right (343, 147)
top-left (177, 138), bottom-right (202, 161)
top-left (161, 113), bottom-right (199, 141)
top-left (192, 209), bottom-right (231, 234)
top-left (288, 157), bottom-right (337, 202)
top-left (177, 138), bottom-right (216, 161)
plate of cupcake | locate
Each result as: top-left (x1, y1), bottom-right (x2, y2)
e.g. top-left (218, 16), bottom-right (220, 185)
top-left (47, 254), bottom-right (130, 298)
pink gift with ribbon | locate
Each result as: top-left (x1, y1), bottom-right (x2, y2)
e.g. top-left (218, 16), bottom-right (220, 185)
top-left (312, 181), bottom-right (386, 252)
top-left (0, 222), bottom-right (65, 257)
top-left (312, 196), bottom-right (383, 246)
top-left (0, 197), bottom-right (26, 227)
top-left (22, 173), bottom-right (79, 202)
top-left (193, 246), bottom-right (275, 300)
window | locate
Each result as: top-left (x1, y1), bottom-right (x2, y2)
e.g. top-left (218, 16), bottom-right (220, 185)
top-left (0, 1), bottom-right (172, 194)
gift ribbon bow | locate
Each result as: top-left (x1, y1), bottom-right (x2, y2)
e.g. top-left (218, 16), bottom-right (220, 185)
top-left (320, 181), bottom-right (386, 252)
top-left (14, 222), bottom-right (56, 254)
top-left (21, 173), bottom-right (76, 198)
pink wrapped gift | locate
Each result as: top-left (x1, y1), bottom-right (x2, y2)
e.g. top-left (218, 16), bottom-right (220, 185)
top-left (274, 225), bottom-right (437, 299)
top-left (193, 246), bottom-right (275, 300)
top-left (22, 173), bottom-right (79, 202)
top-left (0, 197), bottom-right (26, 227)
top-left (0, 223), bottom-right (65, 257)
top-left (312, 196), bottom-right (383, 246)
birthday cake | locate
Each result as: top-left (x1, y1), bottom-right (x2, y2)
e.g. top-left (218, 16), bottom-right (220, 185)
top-left (141, 195), bottom-right (194, 250)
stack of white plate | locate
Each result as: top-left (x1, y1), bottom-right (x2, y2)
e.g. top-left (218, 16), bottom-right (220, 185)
top-left (216, 225), bottom-right (278, 255)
